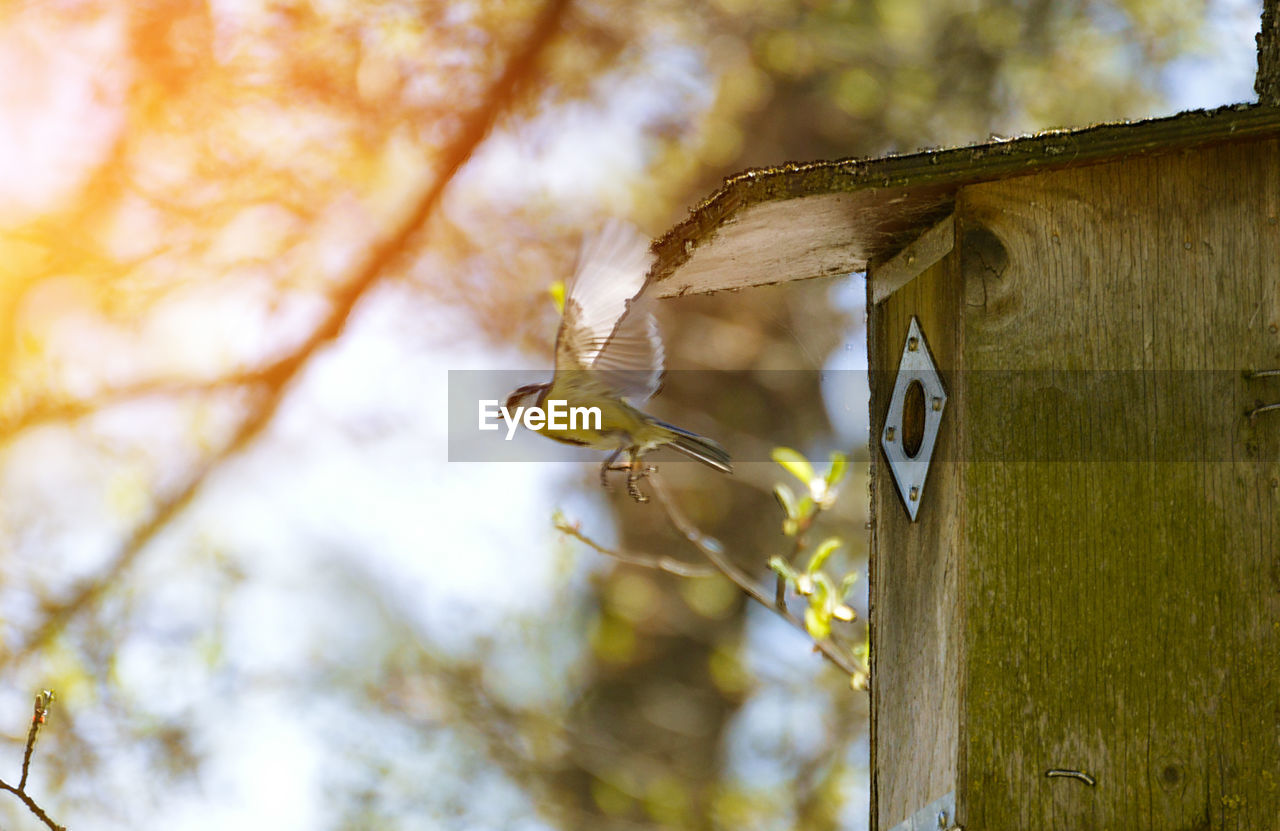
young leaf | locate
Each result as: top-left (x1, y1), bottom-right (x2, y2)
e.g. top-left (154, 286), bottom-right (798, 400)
top-left (771, 447), bottom-right (815, 485)
top-left (768, 556), bottom-right (797, 581)
top-left (811, 572), bottom-right (835, 606)
top-left (804, 606), bottom-right (831, 640)
top-left (853, 639), bottom-right (870, 663)
top-left (773, 483), bottom-right (798, 519)
top-left (839, 571), bottom-right (859, 599)
top-left (825, 452), bottom-right (848, 487)
top-left (806, 537), bottom-right (842, 574)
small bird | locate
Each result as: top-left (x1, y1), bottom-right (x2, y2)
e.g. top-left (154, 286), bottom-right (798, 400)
top-left (506, 221), bottom-right (731, 502)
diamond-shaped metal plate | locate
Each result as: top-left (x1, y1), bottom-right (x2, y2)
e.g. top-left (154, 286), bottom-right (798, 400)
top-left (881, 317), bottom-right (947, 521)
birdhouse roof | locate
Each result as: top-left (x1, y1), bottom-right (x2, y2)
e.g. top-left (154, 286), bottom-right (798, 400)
top-left (651, 103), bottom-right (1280, 297)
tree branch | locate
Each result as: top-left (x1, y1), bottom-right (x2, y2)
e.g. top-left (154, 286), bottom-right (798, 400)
top-left (773, 496), bottom-right (826, 613)
top-left (646, 474), bottom-right (861, 678)
top-left (0, 362), bottom-right (288, 441)
top-left (8, 0), bottom-right (574, 664)
top-left (0, 692), bottom-right (64, 831)
top-left (553, 515), bottom-right (719, 577)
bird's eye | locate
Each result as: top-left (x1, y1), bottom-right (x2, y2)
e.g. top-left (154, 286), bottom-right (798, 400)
top-left (505, 383), bottom-right (545, 410)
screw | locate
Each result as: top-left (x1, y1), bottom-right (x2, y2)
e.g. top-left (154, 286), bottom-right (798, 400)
top-left (909, 486), bottom-right (919, 501)
top-left (886, 427), bottom-right (895, 441)
top-left (932, 396), bottom-right (943, 411)
top-left (908, 337), bottom-right (919, 352)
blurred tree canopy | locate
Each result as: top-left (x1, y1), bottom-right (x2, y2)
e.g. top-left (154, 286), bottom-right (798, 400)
top-left (0, 0), bottom-right (1228, 828)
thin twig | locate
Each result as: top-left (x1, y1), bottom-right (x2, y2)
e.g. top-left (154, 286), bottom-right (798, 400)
top-left (647, 474), bottom-right (860, 677)
top-left (0, 692), bottom-right (65, 831)
top-left (774, 498), bottom-right (825, 613)
top-left (0, 781), bottom-right (65, 831)
top-left (18, 692), bottom-right (50, 791)
top-left (0, 360), bottom-right (291, 442)
top-left (554, 517), bottom-right (718, 578)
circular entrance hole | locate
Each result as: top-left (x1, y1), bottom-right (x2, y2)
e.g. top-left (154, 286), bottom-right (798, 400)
top-left (902, 380), bottom-right (926, 458)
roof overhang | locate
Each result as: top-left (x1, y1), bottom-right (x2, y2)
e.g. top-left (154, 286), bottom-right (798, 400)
top-left (651, 103), bottom-right (1280, 297)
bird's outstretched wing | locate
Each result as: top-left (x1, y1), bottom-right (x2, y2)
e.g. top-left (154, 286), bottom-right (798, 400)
top-left (554, 220), bottom-right (664, 403)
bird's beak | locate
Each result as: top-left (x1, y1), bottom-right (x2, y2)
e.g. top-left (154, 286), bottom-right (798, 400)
top-left (504, 383), bottom-right (548, 411)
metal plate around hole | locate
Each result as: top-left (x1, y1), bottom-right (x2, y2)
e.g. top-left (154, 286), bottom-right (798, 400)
top-left (881, 317), bottom-right (947, 521)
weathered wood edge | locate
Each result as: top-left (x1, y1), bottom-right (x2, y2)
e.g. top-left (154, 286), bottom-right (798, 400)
top-left (652, 103), bottom-right (1280, 288)
top-left (865, 244), bottom-right (883, 831)
top-left (1259, 0), bottom-right (1278, 105)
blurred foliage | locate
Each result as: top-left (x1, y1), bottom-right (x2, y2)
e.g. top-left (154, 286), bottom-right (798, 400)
top-left (0, 0), bottom-right (1227, 828)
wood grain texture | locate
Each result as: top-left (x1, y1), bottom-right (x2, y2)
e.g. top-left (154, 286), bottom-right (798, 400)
top-left (955, 138), bottom-right (1280, 829)
top-left (1259, 0), bottom-right (1278, 106)
top-left (653, 192), bottom-right (898, 298)
top-left (868, 217), bottom-right (966, 830)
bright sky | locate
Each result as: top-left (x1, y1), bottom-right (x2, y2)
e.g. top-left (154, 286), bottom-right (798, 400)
top-left (0, 12), bottom-right (127, 223)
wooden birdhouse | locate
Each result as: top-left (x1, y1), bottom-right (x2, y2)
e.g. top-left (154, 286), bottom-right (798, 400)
top-left (651, 14), bottom-right (1280, 828)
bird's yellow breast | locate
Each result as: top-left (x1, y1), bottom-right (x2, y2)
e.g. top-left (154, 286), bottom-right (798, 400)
top-left (535, 376), bottom-right (656, 450)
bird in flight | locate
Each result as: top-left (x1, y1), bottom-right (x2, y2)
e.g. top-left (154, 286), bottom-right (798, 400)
top-left (505, 221), bottom-right (731, 502)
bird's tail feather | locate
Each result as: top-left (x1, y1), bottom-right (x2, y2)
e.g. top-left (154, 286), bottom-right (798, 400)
top-left (653, 419), bottom-right (732, 473)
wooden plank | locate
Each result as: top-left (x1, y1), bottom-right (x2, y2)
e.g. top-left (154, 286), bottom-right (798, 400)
top-left (868, 236), bottom-right (965, 830)
top-left (653, 192), bottom-right (885, 298)
top-left (954, 138), bottom-right (1280, 829)
top-left (653, 105), bottom-right (1280, 297)
top-left (650, 190), bottom-right (951, 299)
top-left (869, 215), bottom-right (955, 305)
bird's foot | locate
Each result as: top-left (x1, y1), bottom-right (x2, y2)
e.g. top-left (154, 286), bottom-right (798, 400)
top-left (599, 452), bottom-right (656, 503)
top-left (625, 463), bottom-right (657, 503)
top-left (599, 449), bottom-right (624, 487)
